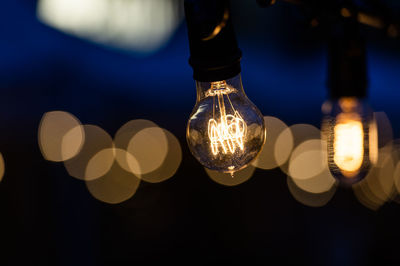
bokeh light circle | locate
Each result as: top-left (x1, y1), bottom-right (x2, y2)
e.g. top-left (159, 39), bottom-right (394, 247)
top-left (274, 127), bottom-right (294, 168)
top-left (287, 176), bottom-right (336, 207)
top-left (38, 111), bottom-right (84, 162)
top-left (353, 145), bottom-right (396, 210)
top-left (367, 148), bottom-right (396, 203)
top-left (114, 119), bottom-right (159, 149)
top-left (279, 124), bottom-right (321, 175)
top-left (85, 148), bottom-right (116, 181)
top-left (288, 139), bottom-right (328, 181)
top-left (64, 125), bottom-right (113, 181)
top-left (393, 161), bottom-right (400, 195)
top-left (0, 153), bottom-right (4, 182)
top-left (288, 140), bottom-right (337, 194)
top-left (138, 129), bottom-right (182, 183)
top-left (353, 178), bottom-right (385, 211)
top-left (127, 127), bottom-right (169, 175)
top-left (85, 148), bottom-right (141, 204)
top-left (114, 119), bottom-right (158, 172)
top-left (252, 116), bottom-right (292, 170)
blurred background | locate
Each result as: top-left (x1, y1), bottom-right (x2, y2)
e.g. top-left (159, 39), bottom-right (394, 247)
top-left (1, 0), bottom-right (400, 265)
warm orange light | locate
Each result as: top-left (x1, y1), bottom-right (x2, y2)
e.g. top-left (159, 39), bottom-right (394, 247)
top-left (333, 114), bottom-right (364, 177)
top-left (207, 81), bottom-right (246, 156)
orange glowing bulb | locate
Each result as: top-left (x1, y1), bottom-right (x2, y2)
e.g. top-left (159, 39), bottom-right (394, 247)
top-left (186, 74), bottom-right (265, 173)
top-left (333, 114), bottom-right (364, 177)
top-left (322, 97), bottom-right (377, 184)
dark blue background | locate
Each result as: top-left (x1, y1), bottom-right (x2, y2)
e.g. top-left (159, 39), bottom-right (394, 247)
top-left (0, 0), bottom-right (400, 265)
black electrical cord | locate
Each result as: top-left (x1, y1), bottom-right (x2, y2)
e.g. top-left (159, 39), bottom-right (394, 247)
top-left (184, 0), bottom-right (242, 82)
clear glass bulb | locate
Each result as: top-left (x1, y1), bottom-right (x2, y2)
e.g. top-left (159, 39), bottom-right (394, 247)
top-left (186, 74), bottom-right (266, 173)
top-left (321, 97), bottom-right (378, 184)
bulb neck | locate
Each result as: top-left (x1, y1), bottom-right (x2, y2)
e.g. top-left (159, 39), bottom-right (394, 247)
top-left (195, 73), bottom-right (244, 101)
top-left (184, 0), bottom-right (242, 82)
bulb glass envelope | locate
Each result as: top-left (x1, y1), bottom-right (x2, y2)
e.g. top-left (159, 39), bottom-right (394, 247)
top-left (322, 97), bottom-right (377, 184)
top-left (187, 74), bottom-right (265, 173)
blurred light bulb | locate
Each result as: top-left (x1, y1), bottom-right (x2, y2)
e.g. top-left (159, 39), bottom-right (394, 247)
top-left (187, 74), bottom-right (265, 173)
top-left (333, 114), bottom-right (364, 174)
top-left (322, 97), bottom-right (377, 184)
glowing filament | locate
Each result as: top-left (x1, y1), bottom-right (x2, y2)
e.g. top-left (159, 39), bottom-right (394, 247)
top-left (207, 81), bottom-right (246, 156)
top-left (333, 118), bottom-right (364, 176)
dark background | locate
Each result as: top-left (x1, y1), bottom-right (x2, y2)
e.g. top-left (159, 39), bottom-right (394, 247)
top-left (0, 0), bottom-right (400, 265)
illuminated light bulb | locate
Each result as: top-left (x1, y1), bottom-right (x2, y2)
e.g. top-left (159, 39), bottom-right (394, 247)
top-left (322, 97), bottom-right (377, 184)
top-left (187, 74), bottom-right (265, 173)
top-left (333, 113), bottom-right (364, 175)
top-left (207, 81), bottom-right (246, 156)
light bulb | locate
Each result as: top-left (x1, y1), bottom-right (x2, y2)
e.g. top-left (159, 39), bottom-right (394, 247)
top-left (187, 74), bottom-right (266, 173)
top-left (322, 97), bottom-right (377, 184)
